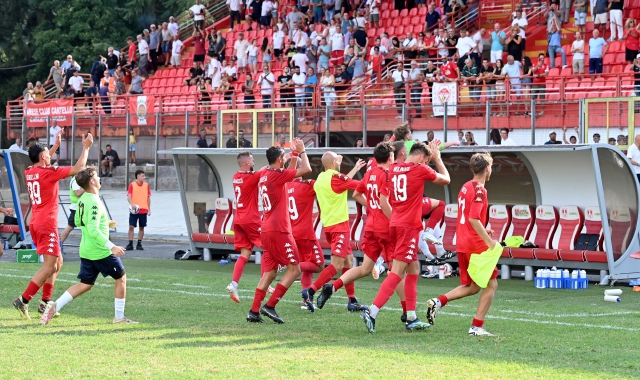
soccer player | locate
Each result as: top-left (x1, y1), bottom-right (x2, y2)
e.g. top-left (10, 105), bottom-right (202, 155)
top-left (40, 167), bottom-right (137, 325)
top-left (246, 138), bottom-right (311, 323)
top-left (13, 133), bottom-right (93, 320)
top-left (418, 197), bottom-right (457, 266)
top-left (285, 177), bottom-right (324, 310)
top-left (300, 153), bottom-right (366, 312)
top-left (59, 176), bottom-right (85, 253)
top-left (227, 152), bottom-right (265, 302)
top-left (426, 152), bottom-right (498, 337)
top-left (316, 142), bottom-right (408, 323)
top-left (361, 141), bottom-right (450, 333)
top-left (126, 170), bottom-right (151, 251)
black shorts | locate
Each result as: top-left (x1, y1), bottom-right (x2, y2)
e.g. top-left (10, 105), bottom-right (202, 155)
top-left (274, 49), bottom-right (283, 57)
top-left (260, 15), bottom-right (271, 26)
top-left (129, 213), bottom-right (148, 228)
top-left (67, 209), bottom-right (76, 228)
top-left (194, 54), bottom-right (205, 63)
top-left (49, 144), bottom-right (60, 155)
top-left (77, 255), bottom-right (125, 285)
top-left (194, 19), bottom-right (204, 29)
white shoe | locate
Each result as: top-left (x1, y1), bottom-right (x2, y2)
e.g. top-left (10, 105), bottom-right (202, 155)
top-left (395, 115), bottom-right (402, 119)
top-left (39, 301), bottom-right (57, 325)
top-left (226, 282), bottom-right (240, 303)
top-left (372, 257), bottom-right (386, 280)
top-left (468, 326), bottom-right (496, 336)
top-left (301, 301), bottom-right (309, 310)
top-left (425, 297), bottom-right (440, 324)
top-left (268, 286), bottom-right (275, 294)
top-left (421, 229), bottom-right (442, 245)
top-left (113, 317), bottom-right (139, 324)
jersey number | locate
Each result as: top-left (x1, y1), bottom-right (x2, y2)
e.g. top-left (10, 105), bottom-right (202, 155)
top-left (234, 186), bottom-right (243, 207)
top-left (27, 181), bottom-right (42, 205)
top-left (288, 196), bottom-right (299, 220)
top-left (366, 183), bottom-right (380, 209)
top-left (392, 174), bottom-right (407, 202)
top-left (77, 201), bottom-right (86, 227)
top-left (260, 185), bottom-right (272, 211)
top-left (458, 197), bottom-right (466, 225)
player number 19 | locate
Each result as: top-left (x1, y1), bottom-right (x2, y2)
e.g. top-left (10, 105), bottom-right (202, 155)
top-left (27, 181), bottom-right (42, 205)
top-left (392, 174), bottom-right (407, 202)
top-left (458, 197), bottom-right (466, 225)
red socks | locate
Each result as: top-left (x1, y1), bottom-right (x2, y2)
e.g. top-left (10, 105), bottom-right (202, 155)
top-left (372, 272), bottom-right (402, 309)
top-left (404, 274), bottom-right (418, 312)
top-left (427, 202), bottom-right (445, 230)
top-left (250, 288), bottom-right (266, 313)
top-left (41, 283), bottom-right (54, 302)
top-left (300, 262), bottom-right (319, 289)
top-left (438, 295), bottom-right (449, 308)
top-left (22, 281), bottom-right (41, 302)
top-left (332, 278), bottom-right (344, 292)
top-left (472, 318), bottom-right (484, 328)
top-left (342, 268), bottom-right (355, 298)
top-left (310, 264), bottom-right (337, 292)
top-left (400, 300), bottom-right (407, 313)
top-left (232, 256), bottom-right (249, 283)
top-left (266, 283), bottom-right (288, 308)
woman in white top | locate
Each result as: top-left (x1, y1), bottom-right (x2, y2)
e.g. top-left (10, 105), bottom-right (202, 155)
top-left (329, 19), bottom-right (337, 38)
top-left (276, 17), bottom-right (287, 36)
top-left (248, 39), bottom-right (259, 76)
top-left (354, 10), bottom-right (367, 30)
top-left (320, 67), bottom-right (336, 114)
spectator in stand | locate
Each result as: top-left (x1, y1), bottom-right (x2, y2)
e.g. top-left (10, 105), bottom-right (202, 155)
top-left (99, 76), bottom-right (111, 115)
top-left (609, 0), bottom-right (624, 41)
top-left (572, 31), bottom-right (586, 73)
top-left (574, 0), bottom-right (588, 35)
top-left (168, 16), bottom-right (179, 36)
top-left (236, 129), bottom-right (253, 147)
top-left (320, 67), bottom-right (336, 114)
top-left (211, 30), bottom-right (226, 62)
top-left (349, 51), bottom-right (367, 85)
top-left (196, 128), bottom-right (209, 148)
top-left (32, 81), bottom-right (46, 103)
top-left (258, 64), bottom-right (275, 109)
top-left (208, 53), bottom-right (223, 89)
top-left (62, 84), bottom-right (76, 99)
top-left (456, 28), bottom-right (477, 71)
top-left (243, 73), bottom-right (255, 106)
top-left (593, 0), bottom-right (608, 35)
top-left (548, 18), bottom-right (567, 68)
top-left (472, 27), bottom-right (486, 67)
top-left (170, 34), bottom-right (184, 68)
top-left (291, 47), bottom-right (309, 73)
top-left (261, 0), bottom-right (274, 29)
top-left (478, 59), bottom-right (495, 100)
top-left (446, 28), bottom-right (459, 58)
top-left (285, 40), bottom-right (297, 66)
top-left (506, 25), bottom-right (524, 62)
top-left (233, 33), bottom-right (250, 76)
top-left (305, 37), bottom-right (318, 71)
top-left (545, 131), bottom-right (562, 144)
top-left (424, 60), bottom-right (439, 93)
top-left (276, 134), bottom-right (291, 147)
top-left (101, 144), bottom-right (120, 177)
top-left (592, 133), bottom-right (601, 143)
top-left (318, 37), bottom-right (331, 70)
top-left (371, 46), bottom-right (384, 81)
top-left (503, 54), bottom-right (523, 103)
top-left (425, 2), bottom-right (440, 33)
top-left (624, 19), bottom-right (640, 64)
top-left (278, 66), bottom-right (294, 107)
top-left (260, 37), bottom-right (273, 69)
top-left (531, 53), bottom-right (548, 115)
top-left (353, 137), bottom-right (363, 147)
top-left (627, 135), bottom-right (640, 181)
top-left (311, 0), bottom-right (322, 23)
top-left (137, 33), bottom-right (150, 76)
top-left (125, 37), bottom-right (136, 71)
top-left (633, 54), bottom-right (640, 96)
top-left (227, 0), bottom-right (242, 30)
top-left (91, 56), bottom-right (107, 88)
top-left (500, 128), bottom-right (517, 146)
top-left (300, 0), bottom-right (310, 14)
top-left (185, 61), bottom-right (204, 86)
top-left (273, 25), bottom-right (285, 63)
top-left (226, 130), bottom-right (237, 147)
top-left (441, 56), bottom-right (460, 81)
top-left (353, 26), bottom-right (368, 56)
top-left (248, 39), bottom-right (259, 76)
top-left (192, 27), bottom-right (206, 67)
top-left (292, 65), bottom-right (307, 107)
top-left (161, 23), bottom-right (173, 67)
top-left (276, 16), bottom-right (287, 35)
top-left (69, 70), bottom-right (85, 97)
top-left (408, 60), bottom-right (425, 118)
top-left (512, 8), bottom-right (528, 33)
top-left (286, 6), bottom-right (304, 39)
top-left (435, 28), bottom-right (449, 61)
top-left (353, 9), bottom-right (367, 30)
top-left (608, 137), bottom-right (617, 145)
top-left (46, 60), bottom-right (64, 98)
top-left (462, 58), bottom-right (481, 115)
top-left (149, 25), bottom-right (160, 73)
top-left (62, 56), bottom-right (81, 87)
top-left (22, 82), bottom-right (33, 103)
top-left (562, 126), bottom-right (579, 144)
top-left (106, 47), bottom-right (119, 77)
top-left (198, 78), bottom-right (211, 123)
top-left (247, 0), bottom-right (263, 28)
top-left (403, 32), bottom-right (418, 60)
top-left (304, 66), bottom-right (317, 106)
top-left (488, 129), bottom-right (501, 145)
top-left (546, 4), bottom-right (562, 36)
top-left (222, 59), bottom-right (238, 82)
top-left (189, 0), bottom-right (207, 31)
top-left (9, 137), bottom-right (23, 151)
top-left (129, 70), bottom-right (145, 94)
top-left (330, 26), bottom-right (345, 66)
top-left (521, 57), bottom-right (534, 115)
top-left (209, 134), bottom-right (218, 148)
top-left (419, 31), bottom-right (434, 61)
top-left (85, 80), bottom-right (98, 113)
top-left (389, 37), bottom-right (404, 65)
top-left (588, 29), bottom-right (608, 74)
top-left (369, 0), bottom-right (380, 29)
top-left (335, 64), bottom-right (351, 103)
top-left (391, 63), bottom-right (408, 119)
top-left (114, 65), bottom-right (126, 95)
top-left (559, 0), bottom-right (571, 24)
top-left (219, 77), bottom-right (234, 106)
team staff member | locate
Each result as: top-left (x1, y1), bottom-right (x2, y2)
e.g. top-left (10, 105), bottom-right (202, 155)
top-left (126, 170), bottom-right (151, 251)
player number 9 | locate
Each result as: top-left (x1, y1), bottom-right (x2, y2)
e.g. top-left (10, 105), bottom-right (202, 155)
top-left (260, 185), bottom-right (272, 211)
top-left (392, 174), bottom-right (407, 202)
top-left (366, 183), bottom-right (380, 209)
top-left (27, 181), bottom-right (42, 205)
top-left (288, 196), bottom-right (299, 220)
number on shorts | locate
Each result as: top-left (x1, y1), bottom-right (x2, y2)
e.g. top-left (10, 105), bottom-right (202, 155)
top-left (235, 186), bottom-right (243, 207)
top-left (391, 174), bottom-right (407, 202)
top-left (260, 185), bottom-right (272, 211)
top-left (458, 196), bottom-right (466, 225)
top-left (366, 183), bottom-right (380, 209)
top-left (27, 181), bottom-right (42, 205)
top-left (288, 196), bottom-right (299, 220)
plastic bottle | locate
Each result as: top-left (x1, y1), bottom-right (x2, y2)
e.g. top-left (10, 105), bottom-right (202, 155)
top-left (563, 269), bottom-right (570, 278)
top-left (4, 240), bottom-right (8, 250)
top-left (219, 259), bottom-right (230, 265)
top-left (438, 266), bottom-right (445, 279)
top-left (571, 270), bottom-right (578, 289)
top-left (580, 270), bottom-right (587, 278)
top-left (542, 268), bottom-right (550, 278)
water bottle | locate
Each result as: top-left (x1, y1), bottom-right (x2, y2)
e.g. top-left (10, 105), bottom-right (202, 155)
top-left (438, 265), bottom-right (445, 280)
top-left (580, 270), bottom-right (587, 278)
top-left (535, 269), bottom-right (544, 288)
top-left (563, 269), bottom-right (570, 278)
top-left (219, 259), bottom-right (230, 265)
top-left (571, 270), bottom-right (578, 289)
top-left (4, 239), bottom-right (9, 250)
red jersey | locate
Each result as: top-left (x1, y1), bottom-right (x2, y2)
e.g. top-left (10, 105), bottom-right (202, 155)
top-left (355, 166), bottom-right (390, 233)
top-left (285, 179), bottom-right (317, 240)
top-left (193, 36), bottom-right (206, 55)
top-left (456, 180), bottom-right (489, 254)
top-left (389, 162), bottom-right (437, 229)
top-left (128, 43), bottom-right (137, 62)
top-left (259, 168), bottom-right (297, 233)
top-left (25, 165), bottom-right (72, 228)
top-left (441, 61), bottom-right (458, 79)
top-left (232, 171), bottom-right (263, 225)
top-left (532, 63), bottom-right (548, 84)
top-left (366, 158), bottom-right (377, 172)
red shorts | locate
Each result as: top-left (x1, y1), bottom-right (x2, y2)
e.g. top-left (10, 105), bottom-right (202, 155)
top-left (330, 50), bottom-right (344, 65)
top-left (30, 224), bottom-right (61, 257)
top-left (296, 239), bottom-right (324, 266)
top-left (261, 231), bottom-right (299, 272)
top-left (389, 227), bottom-right (421, 264)
top-left (458, 252), bottom-right (498, 286)
top-left (360, 231), bottom-right (393, 263)
top-left (325, 230), bottom-right (352, 259)
top-left (233, 222), bottom-right (262, 251)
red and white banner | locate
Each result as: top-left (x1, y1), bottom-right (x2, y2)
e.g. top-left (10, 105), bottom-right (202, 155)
top-left (432, 82), bottom-right (458, 117)
top-left (128, 95), bottom-right (156, 126)
top-left (25, 99), bottom-right (74, 127)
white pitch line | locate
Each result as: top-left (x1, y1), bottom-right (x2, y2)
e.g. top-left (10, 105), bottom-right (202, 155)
top-left (1, 273), bottom-right (639, 332)
top-left (496, 309), bottom-right (638, 318)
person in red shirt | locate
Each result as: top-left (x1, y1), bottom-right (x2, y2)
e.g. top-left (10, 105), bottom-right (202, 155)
top-left (247, 138), bottom-right (311, 324)
top-left (531, 53), bottom-right (548, 107)
top-left (425, 30), bottom-right (437, 59)
top-left (316, 143), bottom-right (407, 322)
top-left (426, 152), bottom-right (499, 337)
top-left (285, 178), bottom-right (324, 310)
top-left (441, 57), bottom-right (460, 81)
top-left (226, 152), bottom-right (264, 303)
top-left (361, 141), bottom-right (450, 333)
top-left (127, 37), bottom-right (137, 68)
top-left (192, 27), bottom-right (207, 65)
top-left (13, 133), bottom-right (94, 320)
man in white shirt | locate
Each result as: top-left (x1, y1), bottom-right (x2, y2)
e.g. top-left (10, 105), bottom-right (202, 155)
top-left (189, 0), bottom-right (207, 31)
top-left (261, 0), bottom-right (273, 29)
top-left (291, 65), bottom-right (307, 107)
top-left (402, 32), bottom-right (418, 60)
top-left (9, 137), bottom-right (23, 151)
top-left (69, 71), bottom-right (85, 94)
top-left (49, 125), bottom-right (63, 165)
top-left (293, 25), bottom-right (308, 49)
top-left (627, 134), bottom-right (640, 182)
top-left (168, 16), bottom-right (180, 36)
top-left (207, 54), bottom-right (222, 89)
top-left (456, 28), bottom-right (477, 70)
top-left (258, 64), bottom-right (275, 110)
top-left (436, 28), bottom-right (449, 59)
top-left (472, 27), bottom-right (486, 67)
top-left (234, 33), bottom-right (250, 74)
top-left (291, 48), bottom-right (309, 73)
top-left (137, 34), bottom-right (149, 77)
top-left (227, 0), bottom-right (242, 30)
top-left (222, 59), bottom-right (237, 82)
top-left (391, 66), bottom-right (408, 119)
top-left (170, 34), bottom-right (184, 68)
top-left (273, 26), bottom-right (285, 61)
top-left (512, 9), bottom-right (528, 31)
top-left (330, 26), bottom-right (345, 66)
top-left (571, 31), bottom-right (585, 74)
top-left (500, 128), bottom-right (517, 146)
top-left (369, 0), bottom-right (380, 29)
top-left (503, 54), bottom-right (523, 98)
top-left (369, 37), bottom-right (388, 56)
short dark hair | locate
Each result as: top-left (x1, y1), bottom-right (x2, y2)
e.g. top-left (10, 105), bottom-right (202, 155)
top-left (106, 144), bottom-right (112, 148)
top-left (409, 141), bottom-right (431, 157)
top-left (393, 122), bottom-right (411, 141)
top-left (28, 142), bottom-right (48, 164)
top-left (470, 152), bottom-right (493, 174)
top-left (593, 133), bottom-right (601, 138)
top-left (500, 128), bottom-right (509, 134)
top-left (238, 129), bottom-right (245, 133)
top-left (75, 167), bottom-right (98, 190)
top-left (373, 142), bottom-right (394, 164)
top-left (237, 151), bottom-right (252, 162)
top-left (266, 146), bottom-right (285, 165)
top-left (393, 141), bottom-right (406, 155)
top-left (135, 169), bottom-right (144, 179)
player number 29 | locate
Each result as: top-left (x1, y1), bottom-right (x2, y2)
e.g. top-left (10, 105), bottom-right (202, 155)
top-left (27, 181), bottom-right (42, 205)
top-left (458, 197), bottom-right (466, 225)
top-left (260, 186), bottom-right (272, 211)
top-left (392, 174), bottom-right (407, 202)
top-left (366, 183), bottom-right (380, 209)
top-left (288, 196), bottom-right (299, 220)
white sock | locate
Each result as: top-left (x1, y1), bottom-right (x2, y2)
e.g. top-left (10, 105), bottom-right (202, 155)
top-left (436, 299), bottom-right (442, 308)
top-left (55, 291), bottom-right (74, 313)
top-left (369, 305), bottom-right (380, 319)
top-left (231, 281), bottom-right (238, 288)
top-left (435, 244), bottom-right (446, 256)
top-left (115, 298), bottom-right (125, 320)
top-left (332, 286), bottom-right (336, 293)
top-left (433, 224), bottom-right (443, 239)
top-left (418, 232), bottom-right (436, 260)
top-left (406, 311), bottom-right (416, 321)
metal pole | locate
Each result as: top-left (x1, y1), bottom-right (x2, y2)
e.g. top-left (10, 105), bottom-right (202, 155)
top-left (71, 114), bottom-right (76, 162)
top-left (154, 112), bottom-right (159, 191)
top-left (325, 107), bottom-right (330, 148)
top-left (579, 99), bottom-right (584, 143)
top-left (293, 107), bottom-right (298, 138)
top-left (184, 110), bottom-right (190, 147)
top-left (362, 105), bottom-right (367, 147)
top-left (98, 114), bottom-right (103, 164)
top-left (22, 99), bottom-right (28, 148)
top-left (530, 99), bottom-right (536, 145)
top-left (485, 101), bottom-right (491, 145)
top-left (124, 112), bottom-right (130, 189)
top-left (217, 110), bottom-right (222, 148)
top-left (401, 103), bottom-right (406, 122)
top-left (443, 103), bottom-right (448, 142)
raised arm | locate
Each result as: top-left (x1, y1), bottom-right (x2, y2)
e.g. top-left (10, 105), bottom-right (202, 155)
top-left (70, 134), bottom-right (94, 176)
top-left (428, 139), bottom-right (450, 185)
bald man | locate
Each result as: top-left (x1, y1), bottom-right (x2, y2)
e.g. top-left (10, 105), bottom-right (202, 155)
top-left (627, 134), bottom-right (640, 183)
top-left (301, 152), bottom-right (366, 312)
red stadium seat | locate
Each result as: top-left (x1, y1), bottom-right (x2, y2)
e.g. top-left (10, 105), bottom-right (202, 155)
top-left (585, 206), bottom-right (635, 262)
top-left (505, 204), bottom-right (534, 256)
top-left (208, 198), bottom-right (233, 243)
top-left (537, 206), bottom-right (584, 260)
top-left (440, 204), bottom-right (458, 252)
top-left (487, 205), bottom-right (512, 258)
top-left (511, 205), bottom-right (558, 260)
top-left (409, 7), bottom-right (418, 16)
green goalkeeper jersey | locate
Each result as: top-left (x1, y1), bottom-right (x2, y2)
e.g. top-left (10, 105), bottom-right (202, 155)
top-left (75, 193), bottom-right (112, 260)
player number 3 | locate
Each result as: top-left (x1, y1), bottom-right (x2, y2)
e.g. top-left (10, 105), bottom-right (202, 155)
top-left (392, 174), bottom-right (407, 202)
top-left (366, 183), bottom-right (380, 209)
top-left (27, 181), bottom-right (42, 205)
